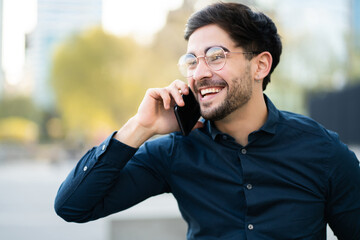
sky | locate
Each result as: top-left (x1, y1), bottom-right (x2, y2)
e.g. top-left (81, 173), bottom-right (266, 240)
top-left (102, 0), bottom-right (182, 39)
top-left (2, 0), bottom-right (37, 85)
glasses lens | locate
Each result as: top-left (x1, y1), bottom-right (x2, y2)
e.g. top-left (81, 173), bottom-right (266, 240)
top-left (178, 54), bottom-right (197, 77)
top-left (177, 47), bottom-right (227, 77)
top-left (206, 47), bottom-right (226, 71)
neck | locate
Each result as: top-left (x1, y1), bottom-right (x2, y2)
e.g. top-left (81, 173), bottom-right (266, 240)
top-left (214, 93), bottom-right (268, 146)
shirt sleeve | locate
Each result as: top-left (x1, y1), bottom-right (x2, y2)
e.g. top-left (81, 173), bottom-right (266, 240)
top-left (325, 139), bottom-right (360, 240)
top-left (54, 132), bottom-right (171, 223)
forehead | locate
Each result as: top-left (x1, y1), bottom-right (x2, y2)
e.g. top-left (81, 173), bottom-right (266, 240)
top-left (187, 24), bottom-right (237, 54)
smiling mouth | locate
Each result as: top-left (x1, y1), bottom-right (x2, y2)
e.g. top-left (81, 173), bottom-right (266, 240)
top-left (200, 87), bottom-right (224, 98)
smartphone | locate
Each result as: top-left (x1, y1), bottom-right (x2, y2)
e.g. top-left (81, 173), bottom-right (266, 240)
top-left (174, 88), bottom-right (201, 136)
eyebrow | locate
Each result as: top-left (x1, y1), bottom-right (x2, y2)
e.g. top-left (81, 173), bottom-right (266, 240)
top-left (187, 45), bottom-right (230, 56)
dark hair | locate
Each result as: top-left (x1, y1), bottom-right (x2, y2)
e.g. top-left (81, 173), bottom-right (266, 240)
top-left (184, 2), bottom-right (282, 90)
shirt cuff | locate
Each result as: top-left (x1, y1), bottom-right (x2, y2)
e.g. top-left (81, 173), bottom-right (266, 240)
top-left (95, 131), bottom-right (138, 169)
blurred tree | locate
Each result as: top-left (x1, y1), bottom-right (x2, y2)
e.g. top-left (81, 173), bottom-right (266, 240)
top-left (346, 35), bottom-right (360, 83)
top-left (52, 1), bottom-right (199, 144)
top-left (150, 0), bottom-right (195, 86)
top-left (0, 96), bottom-right (41, 143)
top-left (0, 96), bottom-right (41, 122)
top-left (0, 117), bottom-right (39, 143)
top-left (51, 28), bottom-right (149, 143)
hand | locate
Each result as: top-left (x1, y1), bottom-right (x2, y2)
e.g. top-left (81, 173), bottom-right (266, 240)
top-left (114, 80), bottom-right (202, 147)
top-left (134, 79), bottom-right (189, 135)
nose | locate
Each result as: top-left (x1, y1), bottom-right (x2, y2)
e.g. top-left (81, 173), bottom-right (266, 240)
top-left (192, 57), bottom-right (213, 82)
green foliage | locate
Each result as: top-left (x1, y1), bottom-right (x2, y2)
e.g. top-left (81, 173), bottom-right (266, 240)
top-left (347, 41), bottom-right (360, 83)
top-left (51, 2), bottom-right (195, 143)
top-left (51, 28), bottom-right (148, 142)
top-left (0, 97), bottom-right (41, 142)
top-left (150, 1), bottom-right (194, 85)
top-left (0, 117), bottom-right (39, 143)
top-left (0, 96), bottom-right (41, 122)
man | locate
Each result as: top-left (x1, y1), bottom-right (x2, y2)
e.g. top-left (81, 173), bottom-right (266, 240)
top-left (55, 2), bottom-right (360, 239)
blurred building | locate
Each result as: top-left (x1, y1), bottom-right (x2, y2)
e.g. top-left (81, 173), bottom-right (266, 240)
top-left (0, 0), bottom-right (4, 99)
top-left (351, 0), bottom-right (360, 48)
top-left (308, 83), bottom-right (360, 145)
top-left (27, 0), bottom-right (102, 109)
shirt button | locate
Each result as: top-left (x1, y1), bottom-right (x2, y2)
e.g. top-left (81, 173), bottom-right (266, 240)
top-left (241, 148), bottom-right (247, 154)
top-left (248, 224), bottom-right (254, 230)
top-left (102, 145), bottom-right (106, 151)
top-left (83, 166), bottom-right (88, 171)
top-left (246, 184), bottom-right (253, 190)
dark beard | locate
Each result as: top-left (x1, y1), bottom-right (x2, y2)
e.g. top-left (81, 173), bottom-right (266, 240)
top-left (201, 66), bottom-right (252, 121)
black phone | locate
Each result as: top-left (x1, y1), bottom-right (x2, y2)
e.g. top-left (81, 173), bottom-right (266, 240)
top-left (174, 88), bottom-right (201, 136)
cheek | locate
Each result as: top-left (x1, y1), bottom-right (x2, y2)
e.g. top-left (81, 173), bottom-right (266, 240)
top-left (187, 78), bottom-right (196, 91)
top-left (216, 67), bottom-right (235, 84)
top-left (222, 61), bottom-right (250, 81)
top-left (221, 60), bottom-right (240, 75)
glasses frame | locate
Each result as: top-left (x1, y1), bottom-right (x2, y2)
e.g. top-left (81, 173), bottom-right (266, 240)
top-left (178, 46), bottom-right (259, 78)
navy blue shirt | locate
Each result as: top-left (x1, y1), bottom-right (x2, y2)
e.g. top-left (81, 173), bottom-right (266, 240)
top-left (55, 96), bottom-right (360, 240)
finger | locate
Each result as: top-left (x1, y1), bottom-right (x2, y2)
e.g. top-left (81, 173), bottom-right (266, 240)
top-left (166, 87), bottom-right (184, 107)
top-left (157, 88), bottom-right (172, 110)
top-left (147, 88), bottom-right (163, 101)
top-left (147, 88), bottom-right (171, 110)
top-left (172, 79), bottom-right (189, 95)
top-left (168, 81), bottom-right (188, 107)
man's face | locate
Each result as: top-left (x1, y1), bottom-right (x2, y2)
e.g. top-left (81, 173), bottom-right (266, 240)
top-left (187, 24), bottom-right (254, 121)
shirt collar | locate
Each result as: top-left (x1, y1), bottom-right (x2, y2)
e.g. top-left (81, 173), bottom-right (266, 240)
top-left (260, 94), bottom-right (279, 135)
top-left (206, 121), bottom-right (222, 140)
top-left (204, 94), bottom-right (279, 140)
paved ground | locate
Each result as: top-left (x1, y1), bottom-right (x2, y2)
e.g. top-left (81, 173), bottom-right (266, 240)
top-left (0, 160), bottom-right (183, 240)
top-left (0, 161), bottom-right (107, 240)
top-left (1, 145), bottom-right (358, 239)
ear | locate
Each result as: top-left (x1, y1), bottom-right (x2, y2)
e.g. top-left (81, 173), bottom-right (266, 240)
top-left (253, 51), bottom-right (272, 81)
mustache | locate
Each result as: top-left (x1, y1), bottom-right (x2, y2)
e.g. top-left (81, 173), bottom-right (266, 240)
top-left (195, 79), bottom-right (227, 91)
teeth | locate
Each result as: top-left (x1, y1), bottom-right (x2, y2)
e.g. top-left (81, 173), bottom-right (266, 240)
top-left (200, 88), bottom-right (222, 96)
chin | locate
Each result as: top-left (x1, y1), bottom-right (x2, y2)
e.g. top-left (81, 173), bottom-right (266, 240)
top-left (200, 109), bottom-right (227, 121)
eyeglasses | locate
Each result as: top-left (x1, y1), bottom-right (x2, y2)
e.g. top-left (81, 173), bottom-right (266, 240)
top-left (178, 46), bottom-right (258, 77)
